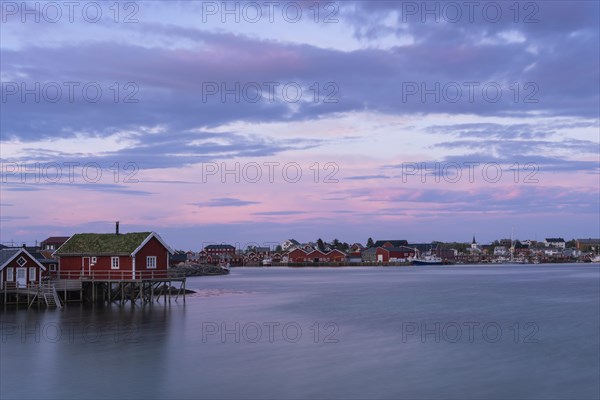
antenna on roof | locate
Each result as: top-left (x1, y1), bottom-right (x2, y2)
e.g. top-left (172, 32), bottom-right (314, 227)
top-left (116, 221), bottom-right (120, 235)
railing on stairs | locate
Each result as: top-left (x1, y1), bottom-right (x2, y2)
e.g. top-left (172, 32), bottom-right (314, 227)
top-left (41, 283), bottom-right (62, 308)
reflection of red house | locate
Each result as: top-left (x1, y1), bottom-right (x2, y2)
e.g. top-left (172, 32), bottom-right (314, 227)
top-left (1, 248), bottom-right (47, 288)
top-left (375, 246), bottom-right (415, 262)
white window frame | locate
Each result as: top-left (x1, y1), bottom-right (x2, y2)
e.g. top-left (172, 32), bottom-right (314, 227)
top-left (91, 257), bottom-right (97, 264)
top-left (7, 268), bottom-right (14, 281)
top-left (49, 264), bottom-right (57, 272)
top-left (29, 267), bottom-right (36, 281)
top-left (111, 257), bottom-right (120, 269)
top-left (17, 256), bottom-right (27, 267)
top-left (146, 256), bottom-right (157, 269)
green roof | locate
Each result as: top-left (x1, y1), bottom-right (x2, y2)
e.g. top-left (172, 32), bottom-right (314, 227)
top-left (55, 232), bottom-right (152, 255)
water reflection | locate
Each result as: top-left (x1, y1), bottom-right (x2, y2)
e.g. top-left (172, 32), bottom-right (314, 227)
top-left (1, 265), bottom-right (599, 399)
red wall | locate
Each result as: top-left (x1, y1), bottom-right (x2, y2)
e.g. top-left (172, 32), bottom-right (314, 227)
top-left (135, 237), bottom-right (168, 271)
top-left (376, 248), bottom-right (390, 262)
top-left (306, 250), bottom-right (327, 262)
top-left (326, 251), bottom-right (346, 262)
top-left (288, 249), bottom-right (308, 262)
top-left (375, 248), bottom-right (414, 262)
top-left (59, 255), bottom-right (132, 272)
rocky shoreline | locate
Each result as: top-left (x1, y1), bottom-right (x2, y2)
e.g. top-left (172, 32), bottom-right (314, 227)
top-left (169, 263), bottom-right (230, 277)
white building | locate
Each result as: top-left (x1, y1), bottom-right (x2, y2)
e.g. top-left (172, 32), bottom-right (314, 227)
top-left (544, 238), bottom-right (566, 249)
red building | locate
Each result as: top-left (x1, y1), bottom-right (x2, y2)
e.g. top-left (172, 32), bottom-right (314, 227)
top-left (306, 249), bottom-right (328, 262)
top-left (375, 246), bottom-right (416, 262)
top-left (374, 240), bottom-right (409, 248)
top-left (204, 244), bottom-right (236, 263)
top-left (1, 248), bottom-right (47, 288)
top-left (324, 249), bottom-right (347, 262)
top-left (54, 231), bottom-right (173, 279)
top-left (40, 236), bottom-right (70, 251)
top-left (288, 248), bottom-right (309, 263)
top-left (287, 248), bottom-right (347, 263)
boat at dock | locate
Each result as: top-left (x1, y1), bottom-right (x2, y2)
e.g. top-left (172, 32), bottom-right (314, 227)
top-left (220, 262), bottom-right (231, 271)
top-left (409, 246), bottom-right (444, 265)
top-left (410, 254), bottom-right (443, 266)
top-left (411, 258), bottom-right (443, 265)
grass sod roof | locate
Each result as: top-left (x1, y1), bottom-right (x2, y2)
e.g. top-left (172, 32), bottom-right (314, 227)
top-left (55, 232), bottom-right (152, 255)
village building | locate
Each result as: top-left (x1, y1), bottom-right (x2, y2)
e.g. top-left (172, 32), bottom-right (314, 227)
top-left (54, 230), bottom-right (173, 279)
top-left (375, 246), bottom-right (416, 263)
top-left (544, 238), bottom-right (566, 249)
top-left (40, 236), bottom-right (70, 251)
top-left (0, 247), bottom-right (47, 288)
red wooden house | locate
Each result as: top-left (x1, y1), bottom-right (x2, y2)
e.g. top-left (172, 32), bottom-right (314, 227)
top-left (54, 231), bottom-right (173, 279)
top-left (1, 248), bottom-right (47, 288)
top-left (306, 249), bottom-right (328, 262)
top-left (40, 236), bottom-right (70, 251)
top-left (324, 249), bottom-right (347, 262)
top-left (287, 248), bottom-right (347, 263)
top-left (375, 246), bottom-right (416, 262)
top-left (288, 248), bottom-right (309, 263)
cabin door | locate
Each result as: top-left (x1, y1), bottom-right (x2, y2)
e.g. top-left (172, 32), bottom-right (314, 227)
top-left (82, 257), bottom-right (91, 277)
top-left (377, 254), bottom-right (384, 262)
top-left (16, 268), bottom-right (27, 287)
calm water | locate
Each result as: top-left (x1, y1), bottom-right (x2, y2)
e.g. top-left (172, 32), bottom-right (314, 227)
top-left (1, 265), bottom-right (599, 399)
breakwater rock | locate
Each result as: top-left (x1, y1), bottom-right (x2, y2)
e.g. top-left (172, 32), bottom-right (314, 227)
top-left (170, 263), bottom-right (230, 277)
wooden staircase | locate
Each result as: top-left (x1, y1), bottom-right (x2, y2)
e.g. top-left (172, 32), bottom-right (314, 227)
top-left (40, 283), bottom-right (62, 308)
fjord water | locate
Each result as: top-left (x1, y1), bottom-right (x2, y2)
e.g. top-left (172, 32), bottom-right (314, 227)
top-left (1, 265), bottom-right (599, 399)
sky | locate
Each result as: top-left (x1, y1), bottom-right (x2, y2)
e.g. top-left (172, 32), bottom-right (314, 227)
top-left (1, 0), bottom-right (599, 250)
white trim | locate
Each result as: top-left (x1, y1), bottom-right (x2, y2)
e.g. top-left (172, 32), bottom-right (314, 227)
top-left (146, 256), bottom-right (157, 269)
top-left (111, 257), bottom-right (120, 269)
top-left (131, 232), bottom-right (174, 256)
top-left (29, 267), bottom-right (36, 282)
top-left (0, 248), bottom-right (46, 272)
top-left (132, 256), bottom-right (136, 279)
top-left (82, 256), bottom-right (91, 276)
top-left (16, 267), bottom-right (27, 287)
top-left (51, 235), bottom-right (74, 257)
top-left (7, 268), bottom-right (14, 282)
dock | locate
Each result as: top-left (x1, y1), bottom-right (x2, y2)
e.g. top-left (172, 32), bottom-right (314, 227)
top-left (1, 270), bottom-right (186, 308)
